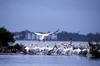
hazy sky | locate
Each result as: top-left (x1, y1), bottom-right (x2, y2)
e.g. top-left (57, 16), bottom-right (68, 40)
top-left (0, 0), bottom-right (100, 34)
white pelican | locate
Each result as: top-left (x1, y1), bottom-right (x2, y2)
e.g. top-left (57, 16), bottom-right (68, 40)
top-left (25, 47), bottom-right (30, 53)
top-left (73, 48), bottom-right (81, 55)
top-left (34, 29), bottom-right (59, 41)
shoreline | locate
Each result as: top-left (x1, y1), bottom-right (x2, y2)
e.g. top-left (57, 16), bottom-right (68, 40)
top-left (0, 53), bottom-right (23, 55)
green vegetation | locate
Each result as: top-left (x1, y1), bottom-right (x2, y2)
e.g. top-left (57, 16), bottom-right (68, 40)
top-left (57, 31), bottom-right (100, 42)
top-left (0, 27), bottom-right (15, 47)
top-left (89, 42), bottom-right (100, 57)
top-left (0, 27), bottom-right (25, 53)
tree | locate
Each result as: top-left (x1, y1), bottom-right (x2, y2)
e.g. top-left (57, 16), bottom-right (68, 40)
top-left (14, 43), bottom-right (25, 51)
top-left (87, 33), bottom-right (100, 43)
top-left (0, 27), bottom-right (15, 47)
top-left (94, 33), bottom-right (100, 43)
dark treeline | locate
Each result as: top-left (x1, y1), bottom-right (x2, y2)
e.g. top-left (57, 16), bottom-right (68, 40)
top-left (0, 27), bottom-right (25, 53)
top-left (57, 31), bottom-right (100, 42)
top-left (0, 27), bottom-right (15, 47)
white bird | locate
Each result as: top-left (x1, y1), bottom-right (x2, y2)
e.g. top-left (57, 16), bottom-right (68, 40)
top-left (34, 29), bottom-right (59, 41)
top-left (25, 47), bottom-right (30, 53)
top-left (73, 48), bottom-right (81, 55)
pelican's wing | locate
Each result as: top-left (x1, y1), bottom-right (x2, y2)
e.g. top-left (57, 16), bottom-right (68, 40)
top-left (54, 29), bottom-right (59, 33)
top-left (46, 32), bottom-right (54, 35)
top-left (47, 29), bottom-right (59, 35)
top-left (35, 33), bottom-right (42, 35)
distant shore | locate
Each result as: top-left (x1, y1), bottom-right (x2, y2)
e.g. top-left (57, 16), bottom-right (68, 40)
top-left (0, 53), bottom-right (23, 55)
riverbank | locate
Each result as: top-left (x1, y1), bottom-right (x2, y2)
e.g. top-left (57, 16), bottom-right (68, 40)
top-left (0, 43), bottom-right (89, 56)
top-left (0, 41), bottom-right (100, 58)
top-left (0, 53), bottom-right (23, 55)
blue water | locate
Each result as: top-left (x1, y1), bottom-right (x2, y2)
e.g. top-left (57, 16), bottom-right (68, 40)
top-left (0, 55), bottom-right (100, 66)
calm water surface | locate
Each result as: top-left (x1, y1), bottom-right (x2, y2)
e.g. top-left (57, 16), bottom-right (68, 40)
top-left (0, 55), bottom-right (100, 66)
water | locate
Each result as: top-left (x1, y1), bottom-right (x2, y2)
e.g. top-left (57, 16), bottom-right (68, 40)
top-left (3, 41), bottom-right (99, 66)
top-left (0, 55), bottom-right (100, 66)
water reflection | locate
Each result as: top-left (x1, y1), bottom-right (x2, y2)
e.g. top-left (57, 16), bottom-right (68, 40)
top-left (0, 55), bottom-right (100, 66)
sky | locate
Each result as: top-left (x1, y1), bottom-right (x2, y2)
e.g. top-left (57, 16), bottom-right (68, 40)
top-left (0, 0), bottom-right (100, 34)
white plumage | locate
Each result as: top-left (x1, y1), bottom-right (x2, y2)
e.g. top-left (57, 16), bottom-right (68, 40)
top-left (34, 29), bottom-right (59, 41)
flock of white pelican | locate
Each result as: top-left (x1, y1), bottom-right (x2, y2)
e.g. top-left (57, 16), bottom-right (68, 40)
top-left (24, 43), bottom-right (90, 56)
